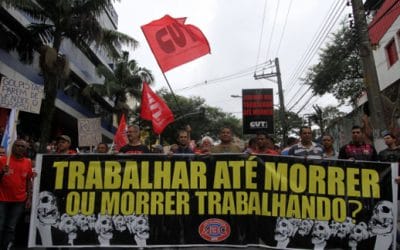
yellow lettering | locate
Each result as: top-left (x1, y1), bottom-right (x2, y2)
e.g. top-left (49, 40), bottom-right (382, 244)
top-left (85, 161), bottom-right (102, 189)
top-left (104, 161), bottom-right (121, 189)
top-left (68, 161), bottom-right (85, 189)
top-left (121, 161), bottom-right (140, 189)
top-left (190, 161), bottom-right (207, 189)
top-left (213, 161), bottom-right (231, 188)
top-left (53, 161), bottom-right (68, 189)
top-left (361, 169), bottom-right (380, 198)
top-left (171, 161), bottom-right (189, 189)
top-left (153, 161), bottom-right (170, 189)
top-left (245, 160), bottom-right (257, 189)
top-left (264, 162), bottom-right (288, 191)
top-left (308, 165), bottom-right (326, 195)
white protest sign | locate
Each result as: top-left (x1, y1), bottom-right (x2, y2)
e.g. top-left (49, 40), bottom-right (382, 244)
top-left (0, 76), bottom-right (44, 114)
top-left (78, 118), bottom-right (102, 147)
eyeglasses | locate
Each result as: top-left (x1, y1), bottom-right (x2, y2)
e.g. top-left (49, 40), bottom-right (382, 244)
top-left (15, 144), bottom-right (26, 148)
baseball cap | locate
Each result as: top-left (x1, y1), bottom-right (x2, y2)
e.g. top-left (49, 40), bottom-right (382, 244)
top-left (57, 135), bottom-right (71, 143)
top-left (382, 131), bottom-right (395, 138)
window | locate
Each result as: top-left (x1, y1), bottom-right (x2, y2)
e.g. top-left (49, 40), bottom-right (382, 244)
top-left (385, 38), bottom-right (398, 67)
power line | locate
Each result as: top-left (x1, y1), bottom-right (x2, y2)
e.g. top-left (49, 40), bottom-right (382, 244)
top-left (295, 93), bottom-right (315, 115)
top-left (285, 0), bottom-right (343, 93)
top-left (255, 0), bottom-right (269, 69)
top-left (175, 61), bottom-right (271, 92)
top-left (287, 85), bottom-right (312, 111)
top-left (285, 0), bottom-right (347, 108)
top-left (275, 0), bottom-right (294, 57)
top-left (284, 0), bottom-right (346, 106)
top-left (265, 1), bottom-right (281, 60)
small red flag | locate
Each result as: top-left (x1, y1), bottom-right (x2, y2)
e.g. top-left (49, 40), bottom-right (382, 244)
top-left (140, 83), bottom-right (174, 134)
top-left (141, 15), bottom-right (210, 72)
top-left (113, 114), bottom-right (128, 152)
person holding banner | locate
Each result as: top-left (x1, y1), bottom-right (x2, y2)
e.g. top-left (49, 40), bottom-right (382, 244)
top-left (288, 126), bottom-right (324, 157)
top-left (55, 135), bottom-right (76, 155)
top-left (379, 132), bottom-right (400, 162)
top-left (253, 132), bottom-right (279, 155)
top-left (119, 125), bottom-right (150, 154)
top-left (172, 130), bottom-right (194, 154)
top-left (96, 143), bottom-right (109, 154)
top-left (0, 139), bottom-right (33, 250)
top-left (211, 127), bottom-right (241, 153)
top-left (338, 125), bottom-right (377, 161)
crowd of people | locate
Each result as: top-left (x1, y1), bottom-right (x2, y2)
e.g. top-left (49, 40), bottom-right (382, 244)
top-left (0, 124), bottom-right (399, 249)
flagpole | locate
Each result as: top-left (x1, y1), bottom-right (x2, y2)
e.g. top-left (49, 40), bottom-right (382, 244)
top-left (6, 109), bottom-right (19, 166)
top-left (162, 73), bottom-right (183, 114)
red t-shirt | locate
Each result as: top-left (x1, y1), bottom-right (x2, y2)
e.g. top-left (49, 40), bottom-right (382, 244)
top-left (0, 155), bottom-right (33, 202)
top-left (253, 148), bottom-right (279, 155)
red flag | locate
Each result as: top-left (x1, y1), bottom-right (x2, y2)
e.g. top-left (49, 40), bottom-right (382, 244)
top-left (140, 83), bottom-right (174, 134)
top-left (141, 15), bottom-right (210, 72)
top-left (113, 114), bottom-right (128, 152)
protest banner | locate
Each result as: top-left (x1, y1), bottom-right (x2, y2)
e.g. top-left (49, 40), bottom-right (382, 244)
top-left (0, 76), bottom-right (44, 114)
top-left (242, 88), bottom-right (274, 134)
top-left (77, 118), bottom-right (102, 147)
top-left (29, 154), bottom-right (397, 249)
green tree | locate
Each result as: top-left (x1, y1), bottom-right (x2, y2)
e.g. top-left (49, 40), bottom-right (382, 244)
top-left (83, 51), bottom-right (154, 121)
top-left (2, 0), bottom-right (138, 152)
top-left (274, 109), bottom-right (304, 145)
top-left (308, 105), bottom-right (345, 135)
top-left (150, 88), bottom-right (242, 145)
top-left (304, 23), bottom-right (364, 105)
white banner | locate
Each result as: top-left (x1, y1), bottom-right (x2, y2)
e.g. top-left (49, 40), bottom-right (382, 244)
top-left (0, 76), bottom-right (44, 114)
top-left (78, 117), bottom-right (102, 147)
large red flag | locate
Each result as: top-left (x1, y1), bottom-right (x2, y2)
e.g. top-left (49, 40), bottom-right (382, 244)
top-left (140, 83), bottom-right (174, 134)
top-left (141, 15), bottom-right (210, 72)
top-left (113, 114), bottom-right (128, 152)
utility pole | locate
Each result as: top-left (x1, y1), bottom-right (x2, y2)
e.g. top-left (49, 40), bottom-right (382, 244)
top-left (254, 57), bottom-right (288, 145)
top-left (350, 0), bottom-right (387, 135)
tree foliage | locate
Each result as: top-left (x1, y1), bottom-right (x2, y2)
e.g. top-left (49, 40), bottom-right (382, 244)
top-left (308, 105), bottom-right (345, 134)
top-left (305, 23), bottom-right (365, 105)
top-left (83, 51), bottom-right (154, 120)
top-left (274, 109), bottom-right (305, 144)
top-left (1, 0), bottom-right (138, 152)
top-left (145, 88), bottom-right (242, 145)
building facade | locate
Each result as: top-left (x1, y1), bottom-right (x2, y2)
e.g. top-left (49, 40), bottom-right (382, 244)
top-left (0, 2), bottom-right (121, 148)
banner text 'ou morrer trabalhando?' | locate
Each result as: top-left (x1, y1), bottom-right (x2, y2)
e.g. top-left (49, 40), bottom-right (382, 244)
top-left (28, 154), bottom-right (398, 249)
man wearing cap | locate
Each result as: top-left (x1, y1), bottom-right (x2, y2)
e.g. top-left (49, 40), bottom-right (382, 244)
top-left (56, 135), bottom-right (76, 154)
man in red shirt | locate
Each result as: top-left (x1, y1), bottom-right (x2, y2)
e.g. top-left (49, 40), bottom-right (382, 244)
top-left (254, 132), bottom-right (279, 155)
top-left (0, 139), bottom-right (33, 249)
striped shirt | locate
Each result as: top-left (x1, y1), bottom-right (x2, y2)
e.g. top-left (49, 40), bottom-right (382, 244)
top-left (288, 142), bottom-right (324, 157)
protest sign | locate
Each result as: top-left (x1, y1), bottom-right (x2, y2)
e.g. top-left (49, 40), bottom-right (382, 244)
top-left (0, 76), bottom-right (44, 114)
top-left (29, 154), bottom-right (397, 249)
top-left (77, 118), bottom-right (102, 147)
top-left (242, 88), bottom-right (274, 134)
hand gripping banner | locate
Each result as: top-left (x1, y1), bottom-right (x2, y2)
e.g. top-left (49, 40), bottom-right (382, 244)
top-left (29, 154), bottom-right (398, 249)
